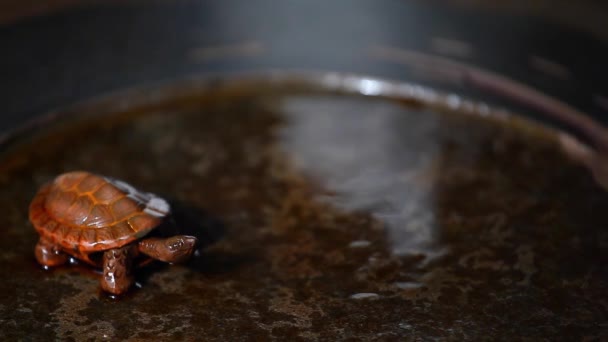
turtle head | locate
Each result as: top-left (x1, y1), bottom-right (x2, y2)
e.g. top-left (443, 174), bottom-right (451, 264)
top-left (139, 235), bottom-right (198, 263)
top-left (164, 235), bottom-right (198, 263)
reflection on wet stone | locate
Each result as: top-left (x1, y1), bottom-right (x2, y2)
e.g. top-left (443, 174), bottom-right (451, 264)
top-left (0, 88), bottom-right (606, 340)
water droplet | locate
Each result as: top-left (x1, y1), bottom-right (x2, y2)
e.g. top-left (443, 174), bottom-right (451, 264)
top-left (349, 240), bottom-right (371, 248)
top-left (350, 293), bottom-right (380, 300)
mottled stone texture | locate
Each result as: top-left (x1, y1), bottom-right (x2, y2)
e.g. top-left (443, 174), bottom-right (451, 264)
top-left (0, 89), bottom-right (606, 340)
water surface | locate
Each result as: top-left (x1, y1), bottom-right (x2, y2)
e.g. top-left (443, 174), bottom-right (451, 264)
top-left (0, 85), bottom-right (606, 340)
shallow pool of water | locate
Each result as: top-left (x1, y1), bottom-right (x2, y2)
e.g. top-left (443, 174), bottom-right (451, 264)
top-left (0, 82), bottom-right (606, 340)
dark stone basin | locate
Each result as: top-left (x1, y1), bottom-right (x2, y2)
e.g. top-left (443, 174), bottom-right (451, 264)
top-left (0, 81), bottom-right (606, 340)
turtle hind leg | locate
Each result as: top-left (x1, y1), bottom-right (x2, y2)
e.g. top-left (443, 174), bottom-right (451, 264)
top-left (35, 237), bottom-right (68, 267)
top-left (101, 245), bottom-right (134, 295)
top-left (138, 235), bottom-right (198, 264)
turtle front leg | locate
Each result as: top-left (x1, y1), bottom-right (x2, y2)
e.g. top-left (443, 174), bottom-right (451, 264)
top-left (101, 245), bottom-right (134, 295)
top-left (35, 237), bottom-right (68, 267)
top-left (138, 235), bottom-right (198, 264)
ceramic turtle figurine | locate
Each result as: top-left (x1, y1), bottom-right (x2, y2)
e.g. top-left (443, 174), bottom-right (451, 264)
top-left (29, 171), bottom-right (198, 295)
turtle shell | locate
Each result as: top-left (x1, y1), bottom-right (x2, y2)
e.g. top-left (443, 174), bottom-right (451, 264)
top-left (29, 171), bottom-right (170, 254)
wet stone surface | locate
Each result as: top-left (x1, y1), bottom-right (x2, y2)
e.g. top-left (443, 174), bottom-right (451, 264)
top-left (0, 88), bottom-right (607, 340)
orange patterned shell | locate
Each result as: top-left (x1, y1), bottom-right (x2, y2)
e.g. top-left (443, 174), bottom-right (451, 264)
top-left (29, 171), bottom-right (170, 253)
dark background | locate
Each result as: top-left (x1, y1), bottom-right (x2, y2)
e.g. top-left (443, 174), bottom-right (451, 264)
top-left (0, 0), bottom-right (607, 132)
